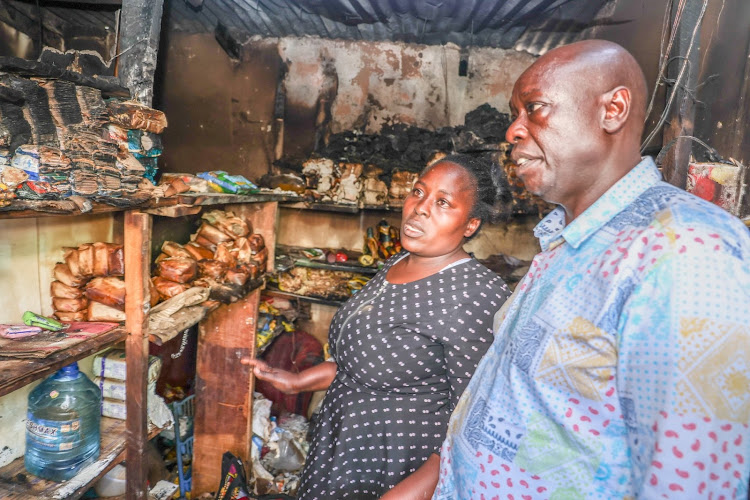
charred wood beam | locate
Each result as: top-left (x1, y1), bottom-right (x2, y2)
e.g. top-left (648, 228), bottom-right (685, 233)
top-left (117, 0), bottom-right (165, 105)
top-left (661, 0), bottom-right (706, 189)
top-left (215, 22), bottom-right (253, 61)
top-left (41, 0), bottom-right (122, 5)
top-left (0, 83), bottom-right (25, 104)
top-left (0, 56), bottom-right (130, 97)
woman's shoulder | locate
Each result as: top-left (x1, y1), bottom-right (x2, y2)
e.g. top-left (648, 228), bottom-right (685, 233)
top-left (456, 258), bottom-right (512, 298)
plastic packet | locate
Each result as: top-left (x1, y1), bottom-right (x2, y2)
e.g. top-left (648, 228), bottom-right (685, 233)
top-left (197, 170), bottom-right (259, 195)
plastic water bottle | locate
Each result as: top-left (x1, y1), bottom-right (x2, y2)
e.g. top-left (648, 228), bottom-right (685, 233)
top-left (25, 362), bottom-right (102, 482)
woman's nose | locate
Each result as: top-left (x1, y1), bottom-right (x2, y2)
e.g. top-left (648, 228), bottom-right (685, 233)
top-left (414, 197), bottom-right (429, 216)
top-left (506, 115), bottom-right (527, 144)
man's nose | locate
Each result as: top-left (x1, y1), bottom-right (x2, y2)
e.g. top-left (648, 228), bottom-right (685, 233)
top-left (506, 116), bottom-right (527, 144)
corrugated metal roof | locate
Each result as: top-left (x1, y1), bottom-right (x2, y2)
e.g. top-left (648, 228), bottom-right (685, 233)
top-left (166, 0), bottom-right (614, 52)
top-left (2, 0), bottom-right (616, 56)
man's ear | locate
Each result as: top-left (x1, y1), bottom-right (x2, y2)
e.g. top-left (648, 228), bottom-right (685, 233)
top-left (602, 86), bottom-right (631, 134)
top-left (464, 218), bottom-right (481, 238)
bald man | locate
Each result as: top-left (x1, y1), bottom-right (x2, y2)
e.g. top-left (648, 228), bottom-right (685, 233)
top-left (413, 40), bottom-right (750, 499)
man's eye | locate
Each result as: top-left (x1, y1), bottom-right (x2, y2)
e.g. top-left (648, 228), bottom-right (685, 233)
top-left (527, 102), bottom-right (543, 113)
top-left (437, 199), bottom-right (449, 207)
top-left (412, 188), bottom-right (423, 196)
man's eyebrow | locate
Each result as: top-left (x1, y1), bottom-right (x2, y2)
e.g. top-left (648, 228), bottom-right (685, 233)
top-left (520, 87), bottom-right (542, 98)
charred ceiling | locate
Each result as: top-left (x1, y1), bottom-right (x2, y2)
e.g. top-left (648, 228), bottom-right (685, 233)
top-left (166, 0), bottom-right (616, 52)
top-left (0, 0), bottom-right (622, 58)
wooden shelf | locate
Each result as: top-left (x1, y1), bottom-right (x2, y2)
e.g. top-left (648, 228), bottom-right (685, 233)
top-left (0, 327), bottom-right (127, 398)
top-left (265, 288), bottom-right (346, 308)
top-left (0, 192), bottom-right (296, 220)
top-left (0, 417), bottom-right (163, 500)
top-left (276, 245), bottom-right (380, 276)
top-left (281, 200), bottom-right (402, 213)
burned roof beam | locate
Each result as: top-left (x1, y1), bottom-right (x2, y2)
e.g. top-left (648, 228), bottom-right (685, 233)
top-left (117, 0), bottom-right (165, 105)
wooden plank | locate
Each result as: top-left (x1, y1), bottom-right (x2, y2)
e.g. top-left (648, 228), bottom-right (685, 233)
top-left (192, 289), bottom-right (260, 496)
top-left (227, 201), bottom-right (278, 273)
top-left (0, 327), bottom-right (127, 397)
top-left (175, 192), bottom-right (296, 207)
top-left (123, 210), bottom-right (151, 500)
top-left (142, 204), bottom-right (202, 217)
top-left (0, 417), bottom-right (161, 500)
top-left (117, 0), bottom-right (165, 105)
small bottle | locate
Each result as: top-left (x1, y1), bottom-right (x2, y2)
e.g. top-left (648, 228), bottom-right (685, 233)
top-left (25, 362), bottom-right (102, 482)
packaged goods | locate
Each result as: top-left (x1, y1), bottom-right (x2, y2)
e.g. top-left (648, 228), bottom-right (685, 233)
top-left (87, 301), bottom-right (126, 322)
top-left (0, 324), bottom-right (42, 339)
top-left (197, 170), bottom-right (259, 195)
top-left (85, 277), bottom-right (126, 310)
top-left (23, 311), bottom-right (66, 331)
top-left (91, 349), bottom-right (162, 383)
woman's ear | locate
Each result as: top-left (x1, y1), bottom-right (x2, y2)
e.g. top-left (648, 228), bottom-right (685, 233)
top-left (464, 218), bottom-right (481, 238)
top-left (602, 86), bottom-right (631, 134)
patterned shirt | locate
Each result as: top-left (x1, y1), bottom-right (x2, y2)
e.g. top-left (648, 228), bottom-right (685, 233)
top-left (434, 157), bottom-right (750, 499)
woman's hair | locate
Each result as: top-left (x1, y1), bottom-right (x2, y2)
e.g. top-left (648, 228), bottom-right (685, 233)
top-left (425, 153), bottom-right (511, 239)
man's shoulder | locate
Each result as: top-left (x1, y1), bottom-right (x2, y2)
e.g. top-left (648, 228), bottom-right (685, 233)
top-left (613, 181), bottom-right (747, 237)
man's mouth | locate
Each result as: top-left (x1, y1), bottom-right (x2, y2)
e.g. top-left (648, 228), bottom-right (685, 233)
top-left (513, 157), bottom-right (540, 176)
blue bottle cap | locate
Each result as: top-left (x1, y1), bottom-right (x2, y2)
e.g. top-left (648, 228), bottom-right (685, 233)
top-left (55, 362), bottom-right (80, 378)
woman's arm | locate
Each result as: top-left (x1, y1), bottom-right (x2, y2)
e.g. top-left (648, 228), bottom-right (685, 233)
top-left (241, 358), bottom-right (337, 394)
top-left (380, 453), bottom-right (440, 500)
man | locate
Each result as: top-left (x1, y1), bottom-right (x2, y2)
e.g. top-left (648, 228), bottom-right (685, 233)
top-left (426, 40), bottom-right (750, 498)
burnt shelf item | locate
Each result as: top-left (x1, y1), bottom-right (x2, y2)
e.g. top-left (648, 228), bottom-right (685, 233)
top-left (0, 56), bottom-right (130, 98)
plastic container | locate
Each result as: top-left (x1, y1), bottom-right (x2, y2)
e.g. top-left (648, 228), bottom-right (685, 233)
top-left (94, 463), bottom-right (126, 497)
top-left (25, 362), bottom-right (102, 482)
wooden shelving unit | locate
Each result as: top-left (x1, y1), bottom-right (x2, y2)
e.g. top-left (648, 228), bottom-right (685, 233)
top-left (0, 192), bottom-right (289, 499)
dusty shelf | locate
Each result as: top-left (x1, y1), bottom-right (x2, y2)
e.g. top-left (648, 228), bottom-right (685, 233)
top-left (281, 200), bottom-right (402, 213)
top-left (264, 288), bottom-right (347, 308)
top-left (0, 327), bottom-right (127, 398)
top-left (0, 417), bottom-right (164, 500)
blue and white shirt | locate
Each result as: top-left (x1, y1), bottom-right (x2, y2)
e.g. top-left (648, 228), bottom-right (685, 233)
top-left (434, 157), bottom-right (750, 499)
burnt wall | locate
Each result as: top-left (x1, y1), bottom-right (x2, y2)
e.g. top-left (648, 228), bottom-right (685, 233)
top-left (156, 33), bottom-right (282, 182)
top-left (156, 34), bottom-right (535, 176)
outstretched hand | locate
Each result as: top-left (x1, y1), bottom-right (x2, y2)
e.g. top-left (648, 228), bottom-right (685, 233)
top-left (241, 357), bottom-right (300, 394)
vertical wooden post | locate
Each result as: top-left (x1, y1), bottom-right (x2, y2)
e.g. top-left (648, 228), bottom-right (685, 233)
top-left (661, 0), bottom-right (706, 188)
top-left (117, 0), bottom-right (165, 105)
top-left (124, 210), bottom-right (152, 500)
top-left (192, 290), bottom-right (260, 496)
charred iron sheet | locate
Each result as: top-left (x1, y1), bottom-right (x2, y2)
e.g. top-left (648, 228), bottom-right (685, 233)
top-left (166, 0), bottom-right (612, 50)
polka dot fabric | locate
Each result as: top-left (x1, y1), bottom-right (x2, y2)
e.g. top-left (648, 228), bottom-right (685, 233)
top-left (297, 254), bottom-right (510, 499)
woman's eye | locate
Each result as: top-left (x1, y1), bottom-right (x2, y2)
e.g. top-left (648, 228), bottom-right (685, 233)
top-left (412, 187), bottom-right (423, 196)
top-left (437, 199), bottom-right (449, 207)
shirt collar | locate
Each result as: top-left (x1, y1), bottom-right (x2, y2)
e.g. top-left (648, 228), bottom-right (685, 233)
top-left (534, 157), bottom-right (662, 251)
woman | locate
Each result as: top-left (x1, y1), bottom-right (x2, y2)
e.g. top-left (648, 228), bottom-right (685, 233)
top-left (245, 154), bottom-right (511, 499)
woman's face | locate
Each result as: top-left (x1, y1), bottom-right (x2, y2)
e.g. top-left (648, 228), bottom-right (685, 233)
top-left (400, 161), bottom-right (480, 258)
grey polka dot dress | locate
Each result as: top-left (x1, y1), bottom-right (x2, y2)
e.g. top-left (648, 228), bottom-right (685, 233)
top-left (297, 253), bottom-right (511, 499)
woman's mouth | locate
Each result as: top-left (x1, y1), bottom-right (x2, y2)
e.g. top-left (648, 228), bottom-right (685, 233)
top-left (402, 221), bottom-right (425, 237)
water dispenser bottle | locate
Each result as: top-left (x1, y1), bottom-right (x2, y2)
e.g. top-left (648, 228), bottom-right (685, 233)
top-left (25, 362), bottom-right (102, 482)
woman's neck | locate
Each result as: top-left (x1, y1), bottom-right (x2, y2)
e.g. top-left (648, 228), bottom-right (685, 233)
top-left (386, 248), bottom-right (470, 284)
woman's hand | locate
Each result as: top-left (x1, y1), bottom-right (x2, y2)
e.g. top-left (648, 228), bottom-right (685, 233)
top-left (380, 453), bottom-right (440, 500)
top-left (241, 357), bottom-right (301, 394)
top-left (241, 358), bottom-right (338, 394)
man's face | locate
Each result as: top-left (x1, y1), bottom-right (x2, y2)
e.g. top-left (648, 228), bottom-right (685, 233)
top-left (505, 61), bottom-right (605, 209)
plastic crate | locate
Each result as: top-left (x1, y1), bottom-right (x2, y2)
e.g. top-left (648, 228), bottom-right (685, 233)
top-left (171, 395), bottom-right (195, 499)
